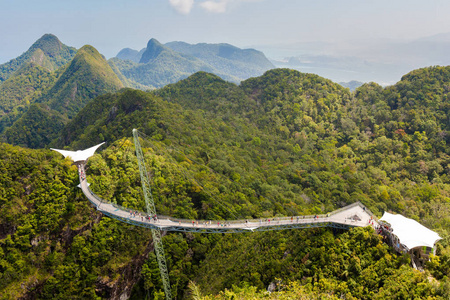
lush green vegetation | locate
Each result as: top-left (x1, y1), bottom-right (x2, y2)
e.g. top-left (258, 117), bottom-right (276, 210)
top-left (2, 67), bottom-right (450, 299)
top-left (0, 143), bottom-right (152, 299)
top-left (0, 63), bottom-right (58, 133)
top-left (0, 43), bottom-right (124, 148)
top-left (3, 103), bottom-right (66, 148)
top-left (187, 228), bottom-right (450, 299)
top-left (0, 34), bottom-right (76, 83)
top-left (38, 45), bottom-right (124, 118)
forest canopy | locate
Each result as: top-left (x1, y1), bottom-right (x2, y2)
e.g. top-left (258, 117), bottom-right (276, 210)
top-left (2, 67), bottom-right (450, 298)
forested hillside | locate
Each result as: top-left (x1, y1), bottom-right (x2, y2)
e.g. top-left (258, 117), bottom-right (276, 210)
top-left (38, 45), bottom-right (124, 118)
top-left (58, 67), bottom-right (450, 224)
top-left (0, 34), bottom-right (76, 83)
top-left (0, 34), bottom-right (76, 137)
top-left (0, 143), bottom-right (153, 299)
top-left (2, 44), bottom-right (124, 149)
top-left (0, 63), bottom-right (58, 133)
top-left (2, 67), bottom-right (450, 299)
top-left (3, 103), bottom-right (66, 149)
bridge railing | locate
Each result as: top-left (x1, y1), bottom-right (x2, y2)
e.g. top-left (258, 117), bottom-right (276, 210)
top-left (83, 180), bottom-right (375, 227)
top-left (156, 202), bottom-right (378, 226)
top-left (327, 201), bottom-right (378, 220)
top-left (327, 201), bottom-right (360, 216)
top-left (155, 214), bottom-right (327, 226)
top-left (83, 186), bottom-right (330, 226)
top-left (86, 186), bottom-right (143, 213)
top-left (86, 186), bottom-right (105, 205)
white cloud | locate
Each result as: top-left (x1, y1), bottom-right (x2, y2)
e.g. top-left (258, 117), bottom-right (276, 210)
top-left (199, 0), bottom-right (261, 14)
top-left (168, 0), bottom-right (260, 15)
top-left (169, 0), bottom-right (194, 15)
top-left (200, 0), bottom-right (228, 13)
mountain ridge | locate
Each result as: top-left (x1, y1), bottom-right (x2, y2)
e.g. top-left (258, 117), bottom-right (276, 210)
top-left (2, 44), bottom-right (124, 148)
top-left (0, 34), bottom-right (76, 82)
top-left (111, 38), bottom-right (274, 88)
top-left (139, 38), bottom-right (167, 63)
top-left (110, 38), bottom-right (216, 88)
top-left (39, 44), bottom-right (124, 117)
top-left (116, 47), bottom-right (146, 63)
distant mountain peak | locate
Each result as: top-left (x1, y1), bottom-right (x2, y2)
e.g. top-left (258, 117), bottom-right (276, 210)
top-left (139, 38), bottom-right (168, 63)
top-left (116, 48), bottom-right (146, 63)
top-left (40, 44), bottom-right (123, 117)
top-left (30, 34), bottom-right (64, 57)
top-left (111, 38), bottom-right (274, 88)
top-left (77, 44), bottom-right (101, 57)
top-left (339, 80), bottom-right (364, 91)
top-left (0, 33), bottom-right (76, 82)
top-left (34, 33), bottom-right (60, 45)
top-left (148, 38), bottom-right (162, 46)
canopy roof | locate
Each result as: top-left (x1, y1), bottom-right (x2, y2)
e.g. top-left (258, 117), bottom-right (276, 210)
top-left (380, 212), bottom-right (441, 250)
top-left (51, 143), bottom-right (105, 163)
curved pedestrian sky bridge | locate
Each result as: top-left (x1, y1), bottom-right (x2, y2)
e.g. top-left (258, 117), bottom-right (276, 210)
top-left (50, 139), bottom-right (437, 299)
top-left (51, 142), bottom-right (378, 233)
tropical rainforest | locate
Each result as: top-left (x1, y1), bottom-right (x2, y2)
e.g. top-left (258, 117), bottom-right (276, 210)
top-left (1, 34), bottom-right (450, 299)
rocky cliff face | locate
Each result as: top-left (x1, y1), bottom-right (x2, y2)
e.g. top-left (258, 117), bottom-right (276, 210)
top-left (97, 239), bottom-right (155, 300)
top-left (16, 211), bottom-right (154, 300)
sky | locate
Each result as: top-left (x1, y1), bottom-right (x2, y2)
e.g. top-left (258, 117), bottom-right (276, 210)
top-left (1, 0), bottom-right (450, 83)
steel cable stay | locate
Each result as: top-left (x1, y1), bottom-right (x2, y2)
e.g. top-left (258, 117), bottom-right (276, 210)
top-left (89, 135), bottom-right (173, 300)
top-left (132, 129), bottom-right (172, 300)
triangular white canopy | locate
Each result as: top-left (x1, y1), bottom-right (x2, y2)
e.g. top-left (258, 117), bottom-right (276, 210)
top-left (51, 142), bottom-right (105, 163)
top-left (380, 212), bottom-right (441, 250)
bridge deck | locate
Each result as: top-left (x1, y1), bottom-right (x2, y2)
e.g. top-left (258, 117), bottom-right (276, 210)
top-left (78, 166), bottom-right (378, 233)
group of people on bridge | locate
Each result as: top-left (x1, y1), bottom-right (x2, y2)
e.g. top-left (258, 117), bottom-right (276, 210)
top-left (129, 210), bottom-right (159, 222)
